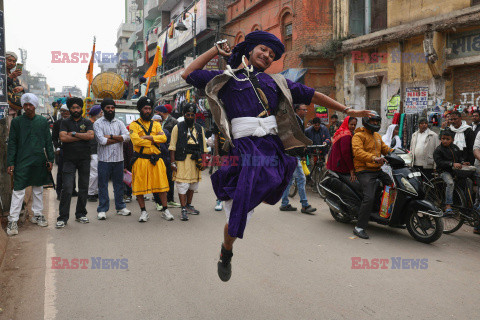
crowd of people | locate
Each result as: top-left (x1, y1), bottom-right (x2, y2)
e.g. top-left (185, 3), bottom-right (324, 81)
top-left (324, 109), bottom-right (480, 238)
top-left (5, 93), bottom-right (209, 233)
top-left (10, 29), bottom-right (479, 284)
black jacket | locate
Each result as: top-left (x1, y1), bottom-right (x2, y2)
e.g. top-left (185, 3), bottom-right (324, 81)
top-left (433, 143), bottom-right (464, 174)
top-left (52, 118), bottom-right (63, 149)
top-left (473, 123), bottom-right (480, 141)
top-left (173, 122), bottom-right (204, 161)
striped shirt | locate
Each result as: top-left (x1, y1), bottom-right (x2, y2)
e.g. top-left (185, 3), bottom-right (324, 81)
top-left (94, 117), bottom-right (130, 162)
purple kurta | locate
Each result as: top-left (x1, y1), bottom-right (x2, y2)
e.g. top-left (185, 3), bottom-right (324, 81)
top-left (186, 69), bottom-right (315, 238)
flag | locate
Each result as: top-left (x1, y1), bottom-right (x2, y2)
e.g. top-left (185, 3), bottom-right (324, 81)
top-left (168, 21), bottom-right (175, 39)
top-left (145, 36), bottom-right (149, 63)
top-left (143, 46), bottom-right (161, 96)
top-left (85, 37), bottom-right (96, 97)
top-left (162, 36), bottom-right (168, 63)
top-left (144, 46), bottom-right (160, 78)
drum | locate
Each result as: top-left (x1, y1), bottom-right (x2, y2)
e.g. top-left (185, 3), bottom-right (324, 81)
top-left (91, 72), bottom-right (126, 99)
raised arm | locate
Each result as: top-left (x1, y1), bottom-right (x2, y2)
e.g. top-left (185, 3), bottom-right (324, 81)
top-left (181, 42), bottom-right (232, 80)
top-left (310, 92), bottom-right (373, 118)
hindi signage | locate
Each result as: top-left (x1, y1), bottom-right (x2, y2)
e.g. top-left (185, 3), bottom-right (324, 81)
top-left (405, 87), bottom-right (428, 115)
top-left (447, 29), bottom-right (480, 60)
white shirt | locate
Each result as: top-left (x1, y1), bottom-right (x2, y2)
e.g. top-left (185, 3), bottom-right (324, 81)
top-left (413, 130), bottom-right (428, 166)
top-left (473, 131), bottom-right (480, 170)
top-left (94, 117), bottom-right (130, 162)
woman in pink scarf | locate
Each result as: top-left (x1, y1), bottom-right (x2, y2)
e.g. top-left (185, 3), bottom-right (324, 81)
top-left (326, 116), bottom-right (358, 181)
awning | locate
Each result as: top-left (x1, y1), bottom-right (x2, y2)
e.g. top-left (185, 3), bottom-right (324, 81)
top-left (160, 86), bottom-right (193, 101)
top-left (280, 68), bottom-right (308, 83)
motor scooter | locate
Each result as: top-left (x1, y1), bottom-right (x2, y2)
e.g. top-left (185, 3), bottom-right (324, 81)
top-left (319, 153), bottom-right (444, 243)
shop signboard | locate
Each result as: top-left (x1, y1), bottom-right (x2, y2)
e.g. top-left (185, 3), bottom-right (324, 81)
top-left (447, 29), bottom-right (480, 60)
top-left (405, 87), bottom-right (428, 114)
top-left (158, 68), bottom-right (187, 94)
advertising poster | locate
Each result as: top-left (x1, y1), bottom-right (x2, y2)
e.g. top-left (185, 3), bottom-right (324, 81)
top-left (314, 104), bottom-right (329, 123)
top-left (386, 95), bottom-right (400, 119)
top-left (405, 87), bottom-right (428, 114)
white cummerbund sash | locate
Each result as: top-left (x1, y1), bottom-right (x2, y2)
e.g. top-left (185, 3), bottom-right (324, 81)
top-left (231, 115), bottom-right (278, 140)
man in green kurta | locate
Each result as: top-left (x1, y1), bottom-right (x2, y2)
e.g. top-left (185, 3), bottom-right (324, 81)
top-left (6, 93), bottom-right (55, 236)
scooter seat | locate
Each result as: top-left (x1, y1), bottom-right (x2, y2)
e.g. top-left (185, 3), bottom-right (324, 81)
top-left (338, 173), bottom-right (363, 195)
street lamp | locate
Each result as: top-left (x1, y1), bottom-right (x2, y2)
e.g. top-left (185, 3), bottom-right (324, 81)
top-left (175, 1), bottom-right (197, 58)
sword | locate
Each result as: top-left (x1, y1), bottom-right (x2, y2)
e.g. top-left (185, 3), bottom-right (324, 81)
top-left (44, 149), bottom-right (56, 190)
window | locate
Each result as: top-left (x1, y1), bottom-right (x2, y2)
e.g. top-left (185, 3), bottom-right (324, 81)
top-left (235, 33), bottom-right (245, 45)
top-left (282, 12), bottom-right (293, 51)
top-left (284, 23), bottom-right (292, 51)
top-left (371, 0), bottom-right (387, 32)
top-left (349, 0), bottom-right (365, 36)
top-left (349, 0), bottom-right (387, 35)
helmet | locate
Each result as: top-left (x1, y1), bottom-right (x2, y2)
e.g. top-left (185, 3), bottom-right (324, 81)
top-left (362, 111), bottom-right (381, 132)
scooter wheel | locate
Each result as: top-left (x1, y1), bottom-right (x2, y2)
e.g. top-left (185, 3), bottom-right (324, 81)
top-left (406, 209), bottom-right (443, 243)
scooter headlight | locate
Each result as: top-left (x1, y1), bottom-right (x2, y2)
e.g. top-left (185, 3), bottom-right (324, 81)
top-left (401, 177), bottom-right (417, 195)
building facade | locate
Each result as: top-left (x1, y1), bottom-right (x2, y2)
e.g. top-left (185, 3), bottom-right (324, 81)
top-left (333, 0), bottom-right (480, 131)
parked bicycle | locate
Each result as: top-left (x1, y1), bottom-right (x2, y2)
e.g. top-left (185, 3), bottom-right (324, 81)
top-left (424, 168), bottom-right (480, 234)
top-left (288, 143), bottom-right (329, 198)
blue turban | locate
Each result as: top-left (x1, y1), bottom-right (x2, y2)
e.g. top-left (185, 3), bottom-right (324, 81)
top-left (155, 105), bottom-right (168, 113)
top-left (88, 105), bottom-right (102, 116)
top-left (227, 31), bottom-right (285, 69)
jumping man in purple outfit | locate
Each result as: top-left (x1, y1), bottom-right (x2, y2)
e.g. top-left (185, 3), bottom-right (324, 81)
top-left (181, 31), bottom-right (374, 282)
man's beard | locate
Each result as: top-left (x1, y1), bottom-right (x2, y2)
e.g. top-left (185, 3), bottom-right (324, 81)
top-left (71, 111), bottom-right (82, 118)
top-left (104, 110), bottom-right (115, 121)
top-left (140, 111), bottom-right (152, 121)
top-left (185, 118), bottom-right (195, 127)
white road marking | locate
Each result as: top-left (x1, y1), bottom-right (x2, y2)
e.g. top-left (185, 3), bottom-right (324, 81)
top-left (44, 189), bottom-right (57, 320)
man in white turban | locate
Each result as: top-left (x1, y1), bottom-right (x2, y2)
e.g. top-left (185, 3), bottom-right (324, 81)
top-left (6, 93), bottom-right (55, 236)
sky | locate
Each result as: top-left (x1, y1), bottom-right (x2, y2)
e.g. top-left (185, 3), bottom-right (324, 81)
top-left (5, 0), bottom-right (125, 96)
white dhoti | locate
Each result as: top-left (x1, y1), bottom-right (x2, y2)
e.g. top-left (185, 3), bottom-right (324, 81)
top-left (224, 199), bottom-right (254, 225)
top-left (9, 186), bottom-right (44, 222)
top-left (88, 154), bottom-right (98, 196)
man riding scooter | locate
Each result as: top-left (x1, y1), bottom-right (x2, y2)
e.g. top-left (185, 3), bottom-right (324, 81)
top-left (351, 112), bottom-right (394, 239)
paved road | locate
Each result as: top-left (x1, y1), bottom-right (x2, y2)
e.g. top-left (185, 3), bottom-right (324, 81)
top-left (2, 172), bottom-right (480, 319)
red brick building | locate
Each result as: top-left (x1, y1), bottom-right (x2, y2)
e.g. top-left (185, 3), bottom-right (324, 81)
top-left (223, 0), bottom-right (335, 122)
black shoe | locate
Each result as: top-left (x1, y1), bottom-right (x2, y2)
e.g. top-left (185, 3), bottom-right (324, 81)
top-left (72, 190), bottom-right (78, 197)
top-left (280, 204), bottom-right (297, 211)
top-left (87, 195), bottom-right (97, 202)
top-left (186, 204), bottom-right (200, 215)
top-left (180, 208), bottom-right (189, 221)
top-left (353, 228), bottom-right (369, 239)
top-left (217, 245), bottom-right (233, 282)
top-left (301, 205), bottom-right (317, 214)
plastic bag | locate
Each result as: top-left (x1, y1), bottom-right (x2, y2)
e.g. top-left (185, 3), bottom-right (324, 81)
top-left (123, 170), bottom-right (132, 187)
top-left (301, 160), bottom-right (310, 176)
